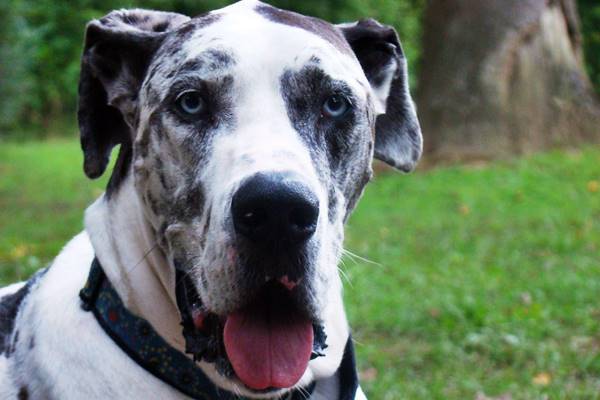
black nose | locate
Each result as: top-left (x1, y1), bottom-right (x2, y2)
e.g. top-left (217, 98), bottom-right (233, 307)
top-left (232, 173), bottom-right (319, 244)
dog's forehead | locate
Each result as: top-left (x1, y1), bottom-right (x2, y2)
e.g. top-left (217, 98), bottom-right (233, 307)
top-left (251, 2), bottom-right (352, 56)
top-left (204, 1), bottom-right (353, 54)
top-left (151, 1), bottom-right (364, 92)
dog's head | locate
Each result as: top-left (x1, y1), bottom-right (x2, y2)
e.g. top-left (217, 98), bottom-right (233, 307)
top-left (78, 0), bottom-right (421, 395)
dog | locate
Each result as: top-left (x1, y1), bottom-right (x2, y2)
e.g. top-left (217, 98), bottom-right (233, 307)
top-left (0, 1), bottom-right (422, 398)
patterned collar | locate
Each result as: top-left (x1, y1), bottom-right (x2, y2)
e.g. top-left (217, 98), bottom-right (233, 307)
top-left (79, 258), bottom-right (360, 399)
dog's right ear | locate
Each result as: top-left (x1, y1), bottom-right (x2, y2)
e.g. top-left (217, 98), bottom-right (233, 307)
top-left (78, 9), bottom-right (190, 179)
top-left (338, 19), bottom-right (422, 173)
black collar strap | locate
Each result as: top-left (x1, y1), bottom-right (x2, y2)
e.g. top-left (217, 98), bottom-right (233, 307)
top-left (80, 258), bottom-right (360, 399)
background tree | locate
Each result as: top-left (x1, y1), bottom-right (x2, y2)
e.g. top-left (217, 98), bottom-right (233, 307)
top-left (579, 0), bottom-right (600, 91)
top-left (417, 0), bottom-right (600, 162)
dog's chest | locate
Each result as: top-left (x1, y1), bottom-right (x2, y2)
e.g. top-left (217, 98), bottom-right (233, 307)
top-left (0, 234), bottom-right (187, 400)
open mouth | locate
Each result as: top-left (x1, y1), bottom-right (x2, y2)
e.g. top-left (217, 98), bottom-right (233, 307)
top-left (176, 271), bottom-right (328, 391)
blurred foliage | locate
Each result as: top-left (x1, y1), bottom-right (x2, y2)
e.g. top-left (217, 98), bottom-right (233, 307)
top-left (579, 0), bottom-right (600, 93)
top-left (0, 0), bottom-right (423, 135)
top-left (0, 0), bottom-right (598, 136)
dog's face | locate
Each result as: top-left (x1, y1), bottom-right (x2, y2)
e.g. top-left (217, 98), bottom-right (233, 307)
top-left (78, 0), bottom-right (421, 395)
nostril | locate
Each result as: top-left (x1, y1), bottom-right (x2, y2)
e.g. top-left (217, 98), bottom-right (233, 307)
top-left (233, 207), bottom-right (268, 237)
top-left (241, 209), bottom-right (267, 229)
top-left (289, 206), bottom-right (318, 235)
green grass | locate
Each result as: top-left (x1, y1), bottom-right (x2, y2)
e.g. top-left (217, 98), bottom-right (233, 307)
top-left (2, 140), bottom-right (600, 399)
top-left (0, 140), bottom-right (108, 281)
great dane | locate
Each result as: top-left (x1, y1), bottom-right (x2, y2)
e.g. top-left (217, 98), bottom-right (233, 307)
top-left (0, 1), bottom-right (422, 398)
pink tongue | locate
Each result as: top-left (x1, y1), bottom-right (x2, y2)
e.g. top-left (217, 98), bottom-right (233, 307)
top-left (223, 294), bottom-right (313, 390)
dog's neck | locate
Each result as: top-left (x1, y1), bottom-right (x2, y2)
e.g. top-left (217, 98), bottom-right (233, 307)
top-left (84, 177), bottom-right (185, 350)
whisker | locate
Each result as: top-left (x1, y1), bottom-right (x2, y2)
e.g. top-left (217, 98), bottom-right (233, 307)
top-left (125, 242), bottom-right (160, 275)
top-left (297, 385), bottom-right (312, 399)
top-left (342, 248), bottom-right (381, 267)
top-left (110, 241), bottom-right (161, 288)
top-left (338, 265), bottom-right (353, 287)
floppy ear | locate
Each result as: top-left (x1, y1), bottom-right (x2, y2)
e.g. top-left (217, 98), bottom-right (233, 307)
top-left (78, 9), bottom-right (190, 179)
top-left (338, 19), bottom-right (422, 172)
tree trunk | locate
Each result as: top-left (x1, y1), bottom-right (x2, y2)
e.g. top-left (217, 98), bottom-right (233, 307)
top-left (417, 0), bottom-right (600, 163)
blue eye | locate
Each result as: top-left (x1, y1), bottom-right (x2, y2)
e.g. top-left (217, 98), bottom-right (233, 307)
top-left (176, 90), bottom-right (205, 116)
top-left (323, 94), bottom-right (350, 118)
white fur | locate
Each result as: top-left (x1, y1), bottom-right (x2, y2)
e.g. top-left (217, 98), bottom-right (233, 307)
top-left (0, 283), bottom-right (25, 298)
top-left (0, 2), bottom-right (369, 398)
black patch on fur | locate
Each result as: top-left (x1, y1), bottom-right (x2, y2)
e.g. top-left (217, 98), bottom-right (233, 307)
top-left (146, 192), bottom-right (162, 216)
top-left (0, 286), bottom-right (30, 355)
top-left (342, 168), bottom-right (372, 222)
top-left (204, 49), bottom-right (233, 69)
top-left (158, 171), bottom-right (170, 192)
top-left (6, 329), bottom-right (19, 357)
top-left (255, 3), bottom-right (352, 56)
top-left (280, 65), bottom-right (373, 220)
top-left (172, 184), bottom-right (205, 221)
top-left (153, 21), bottom-right (170, 33)
top-left (145, 63), bottom-right (163, 87)
top-left (280, 66), bottom-right (363, 169)
top-left (17, 387), bottom-right (29, 400)
top-left (176, 13), bottom-right (221, 41)
top-left (0, 269), bottom-right (47, 357)
top-left (106, 142), bottom-right (133, 198)
top-left (175, 50), bottom-right (233, 78)
top-left (178, 59), bottom-right (205, 75)
top-left (174, 21), bottom-right (196, 41)
top-left (328, 187), bottom-right (338, 223)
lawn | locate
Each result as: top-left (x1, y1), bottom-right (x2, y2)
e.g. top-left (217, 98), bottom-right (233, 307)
top-left (1, 140), bottom-right (600, 399)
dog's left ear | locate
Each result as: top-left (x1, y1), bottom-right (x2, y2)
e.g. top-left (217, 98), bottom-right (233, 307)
top-left (78, 9), bottom-right (190, 179)
top-left (339, 19), bottom-right (422, 172)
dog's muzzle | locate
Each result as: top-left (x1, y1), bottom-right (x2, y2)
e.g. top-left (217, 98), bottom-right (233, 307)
top-left (176, 173), bottom-right (327, 391)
